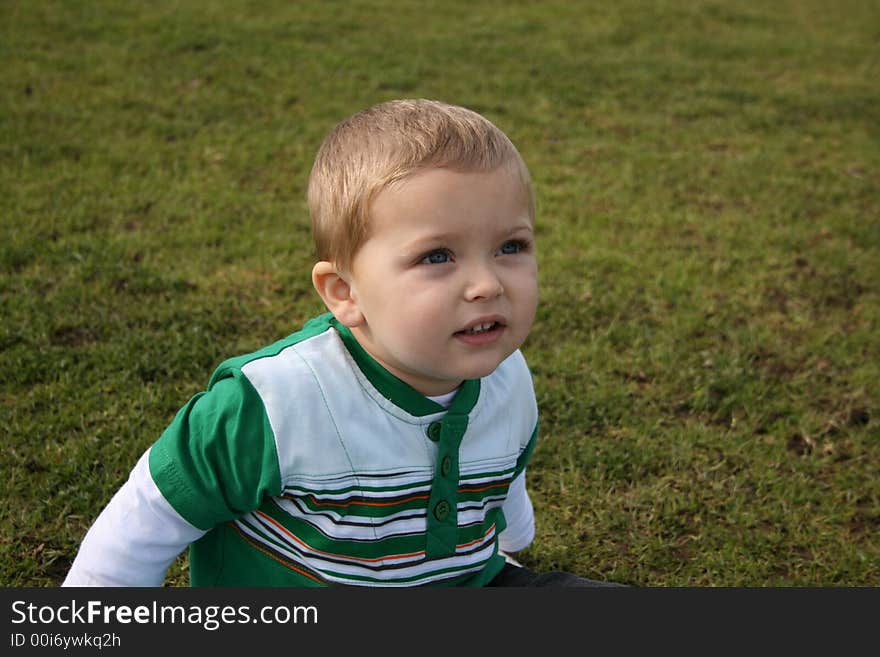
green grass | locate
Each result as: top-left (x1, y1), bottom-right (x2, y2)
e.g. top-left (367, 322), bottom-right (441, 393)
top-left (1, 0), bottom-right (877, 586)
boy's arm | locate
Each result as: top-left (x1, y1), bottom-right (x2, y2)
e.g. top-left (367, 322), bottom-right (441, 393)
top-left (63, 371), bottom-right (281, 586)
top-left (62, 449), bottom-right (206, 587)
top-left (498, 469), bottom-right (535, 554)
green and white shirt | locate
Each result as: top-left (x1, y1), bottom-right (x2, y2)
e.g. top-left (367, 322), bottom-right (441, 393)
top-left (63, 313), bottom-right (538, 587)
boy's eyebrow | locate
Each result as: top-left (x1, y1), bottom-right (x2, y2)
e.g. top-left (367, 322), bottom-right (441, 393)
top-left (505, 221), bottom-right (535, 236)
top-left (398, 222), bottom-right (534, 253)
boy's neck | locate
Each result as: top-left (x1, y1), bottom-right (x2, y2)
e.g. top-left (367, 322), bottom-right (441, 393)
top-left (329, 316), bottom-right (479, 417)
top-left (425, 387), bottom-right (461, 410)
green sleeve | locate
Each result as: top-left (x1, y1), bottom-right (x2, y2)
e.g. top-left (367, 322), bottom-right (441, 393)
top-left (148, 369), bottom-right (282, 530)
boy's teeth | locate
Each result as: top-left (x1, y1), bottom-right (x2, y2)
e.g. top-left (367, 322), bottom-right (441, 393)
top-left (464, 322), bottom-right (496, 335)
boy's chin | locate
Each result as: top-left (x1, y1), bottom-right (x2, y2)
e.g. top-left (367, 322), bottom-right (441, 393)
top-left (454, 360), bottom-right (507, 382)
top-left (414, 351), bottom-right (515, 393)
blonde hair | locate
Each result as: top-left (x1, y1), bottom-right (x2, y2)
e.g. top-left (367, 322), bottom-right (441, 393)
top-left (308, 99), bottom-right (534, 270)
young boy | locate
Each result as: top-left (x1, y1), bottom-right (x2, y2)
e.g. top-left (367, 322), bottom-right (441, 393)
top-left (63, 99), bottom-right (610, 587)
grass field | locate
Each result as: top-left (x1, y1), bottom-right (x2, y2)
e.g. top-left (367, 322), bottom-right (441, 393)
top-left (1, 0), bottom-right (878, 586)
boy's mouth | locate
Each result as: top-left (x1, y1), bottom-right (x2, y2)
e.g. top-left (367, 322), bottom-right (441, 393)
top-left (454, 317), bottom-right (506, 344)
top-left (458, 321), bottom-right (500, 336)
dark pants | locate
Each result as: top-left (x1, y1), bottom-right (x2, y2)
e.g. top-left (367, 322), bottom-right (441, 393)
top-left (488, 563), bottom-right (626, 587)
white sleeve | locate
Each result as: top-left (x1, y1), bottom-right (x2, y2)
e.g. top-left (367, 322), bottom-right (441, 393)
top-left (497, 470), bottom-right (535, 553)
top-left (62, 449), bottom-right (206, 587)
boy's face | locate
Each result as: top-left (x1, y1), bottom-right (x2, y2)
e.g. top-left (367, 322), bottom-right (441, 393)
top-left (345, 166), bottom-right (538, 396)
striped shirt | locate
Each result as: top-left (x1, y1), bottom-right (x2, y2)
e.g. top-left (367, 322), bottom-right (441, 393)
top-left (64, 313), bottom-right (538, 587)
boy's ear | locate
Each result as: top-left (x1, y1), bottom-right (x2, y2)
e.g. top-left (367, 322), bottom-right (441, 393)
top-left (311, 261), bottom-right (365, 328)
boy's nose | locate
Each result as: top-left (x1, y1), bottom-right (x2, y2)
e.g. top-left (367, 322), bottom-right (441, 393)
top-left (464, 263), bottom-right (504, 301)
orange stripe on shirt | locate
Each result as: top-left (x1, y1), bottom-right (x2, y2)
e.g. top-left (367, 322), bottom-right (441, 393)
top-left (256, 511), bottom-right (426, 564)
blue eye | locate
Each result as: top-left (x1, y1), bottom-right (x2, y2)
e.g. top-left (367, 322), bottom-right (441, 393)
top-left (421, 250), bottom-right (451, 265)
top-left (498, 240), bottom-right (527, 255)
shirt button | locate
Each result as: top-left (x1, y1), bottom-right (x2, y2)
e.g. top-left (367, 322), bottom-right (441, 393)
top-left (440, 455), bottom-right (452, 477)
top-left (426, 422), bottom-right (442, 442)
top-left (433, 500), bottom-right (450, 521)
